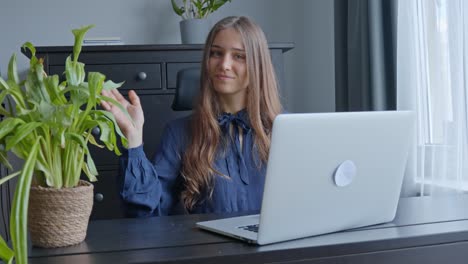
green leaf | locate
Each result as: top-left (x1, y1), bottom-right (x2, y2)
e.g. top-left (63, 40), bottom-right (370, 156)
top-left (9, 144), bottom-right (27, 161)
top-left (86, 72), bottom-right (105, 110)
top-left (172, 0), bottom-right (231, 18)
top-left (33, 139), bottom-right (62, 189)
top-left (52, 144), bottom-right (63, 185)
top-left (0, 150), bottom-right (13, 170)
top-left (0, 118), bottom-right (24, 140)
top-left (193, 0), bottom-right (204, 14)
top-left (65, 56), bottom-right (86, 86)
top-left (82, 162), bottom-right (98, 182)
top-left (0, 235), bottom-right (14, 264)
top-left (0, 90), bottom-right (11, 117)
top-left (5, 122), bottom-right (42, 151)
top-left (60, 84), bottom-right (89, 96)
top-left (65, 132), bottom-right (90, 154)
top-left (102, 80), bottom-right (124, 91)
top-left (24, 60), bottom-right (50, 104)
top-left (44, 74), bottom-right (67, 104)
top-left (61, 84), bottom-right (89, 110)
top-left (37, 101), bottom-right (73, 131)
top-left (61, 138), bottom-right (86, 187)
top-left (15, 101), bottom-right (38, 118)
top-left (92, 109), bottom-right (128, 149)
top-left (4, 78), bottom-right (25, 105)
top-left (75, 72), bottom-right (105, 131)
top-left (21, 42), bottom-right (38, 67)
top-left (87, 154), bottom-right (98, 180)
top-left (21, 42), bottom-right (36, 58)
top-left (95, 117), bottom-right (123, 155)
top-left (0, 171), bottom-right (21, 186)
top-left (87, 133), bottom-right (104, 148)
top-left (96, 120), bottom-right (112, 148)
top-left (212, 0), bottom-right (231, 11)
top-left (7, 53), bottom-right (19, 85)
top-left (10, 139), bottom-right (41, 264)
top-left (59, 127), bottom-right (66, 148)
top-left (71, 25), bottom-right (94, 63)
top-left (0, 77), bottom-right (9, 91)
top-left (171, 0), bottom-right (185, 16)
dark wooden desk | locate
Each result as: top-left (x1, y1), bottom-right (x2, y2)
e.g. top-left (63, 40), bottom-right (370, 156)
top-left (28, 195), bottom-right (468, 264)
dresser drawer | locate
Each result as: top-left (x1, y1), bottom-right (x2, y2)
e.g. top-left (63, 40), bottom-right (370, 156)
top-left (49, 63), bottom-right (162, 90)
top-left (88, 169), bottom-right (125, 219)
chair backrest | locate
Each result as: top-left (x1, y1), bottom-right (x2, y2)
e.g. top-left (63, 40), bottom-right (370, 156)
top-left (171, 67), bottom-right (201, 111)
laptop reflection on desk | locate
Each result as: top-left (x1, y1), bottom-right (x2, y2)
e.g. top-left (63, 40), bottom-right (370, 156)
top-left (196, 111), bottom-right (414, 245)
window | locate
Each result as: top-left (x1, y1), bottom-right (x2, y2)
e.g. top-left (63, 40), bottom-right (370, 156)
top-left (397, 0), bottom-right (468, 194)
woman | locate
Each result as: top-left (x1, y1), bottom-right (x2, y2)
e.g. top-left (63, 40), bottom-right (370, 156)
top-left (101, 16), bottom-right (283, 217)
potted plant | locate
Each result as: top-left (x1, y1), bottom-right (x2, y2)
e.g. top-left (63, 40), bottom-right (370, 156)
top-left (171, 0), bottom-right (232, 44)
top-left (0, 25), bottom-right (128, 263)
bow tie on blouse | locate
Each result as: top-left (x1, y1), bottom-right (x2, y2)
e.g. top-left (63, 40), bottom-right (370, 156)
top-left (217, 110), bottom-right (251, 132)
top-left (217, 110), bottom-right (252, 185)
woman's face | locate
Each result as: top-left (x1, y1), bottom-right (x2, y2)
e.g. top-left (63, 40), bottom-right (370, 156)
top-left (208, 28), bottom-right (249, 101)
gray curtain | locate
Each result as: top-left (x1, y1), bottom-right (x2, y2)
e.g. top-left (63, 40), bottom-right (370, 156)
top-left (334, 0), bottom-right (397, 111)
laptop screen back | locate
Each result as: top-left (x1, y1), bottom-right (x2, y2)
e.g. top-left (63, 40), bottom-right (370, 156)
top-left (257, 111), bottom-right (414, 245)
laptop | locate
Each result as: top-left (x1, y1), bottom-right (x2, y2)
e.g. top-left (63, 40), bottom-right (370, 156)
top-left (196, 111), bottom-right (414, 245)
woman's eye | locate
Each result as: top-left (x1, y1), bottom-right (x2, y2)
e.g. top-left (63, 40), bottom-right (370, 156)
top-left (234, 54), bottom-right (246, 60)
top-left (210, 50), bottom-right (222, 57)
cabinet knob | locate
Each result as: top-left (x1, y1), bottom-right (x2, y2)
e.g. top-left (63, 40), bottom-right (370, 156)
top-left (94, 193), bottom-right (104, 202)
top-left (137, 72), bottom-right (147, 81)
top-left (91, 126), bottom-right (101, 137)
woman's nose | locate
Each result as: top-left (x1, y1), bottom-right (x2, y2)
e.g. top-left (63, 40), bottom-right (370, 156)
top-left (220, 55), bottom-right (232, 70)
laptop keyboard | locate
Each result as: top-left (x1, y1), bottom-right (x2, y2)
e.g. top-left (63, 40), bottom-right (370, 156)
top-left (238, 224), bottom-right (259, 233)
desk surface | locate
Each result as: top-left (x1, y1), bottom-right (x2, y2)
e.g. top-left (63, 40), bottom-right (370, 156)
top-left (29, 195), bottom-right (468, 264)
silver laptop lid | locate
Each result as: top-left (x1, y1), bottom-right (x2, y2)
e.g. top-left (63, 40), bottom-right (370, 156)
top-left (257, 111), bottom-right (414, 245)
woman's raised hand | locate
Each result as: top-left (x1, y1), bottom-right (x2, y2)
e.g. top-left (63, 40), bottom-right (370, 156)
top-left (101, 89), bottom-right (145, 148)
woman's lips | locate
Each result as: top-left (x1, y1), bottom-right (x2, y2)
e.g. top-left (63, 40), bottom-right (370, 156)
top-left (215, 74), bottom-right (234, 81)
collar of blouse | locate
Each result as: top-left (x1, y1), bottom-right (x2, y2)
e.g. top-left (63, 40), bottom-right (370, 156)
top-left (217, 109), bottom-right (252, 184)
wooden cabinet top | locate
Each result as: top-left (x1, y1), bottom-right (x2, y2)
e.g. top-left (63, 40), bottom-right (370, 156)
top-left (22, 43), bottom-right (295, 56)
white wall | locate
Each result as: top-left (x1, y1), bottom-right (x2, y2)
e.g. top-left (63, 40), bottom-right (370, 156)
top-left (0, 0), bottom-right (335, 113)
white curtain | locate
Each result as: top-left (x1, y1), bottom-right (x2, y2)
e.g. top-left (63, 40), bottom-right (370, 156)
top-left (397, 0), bottom-right (468, 195)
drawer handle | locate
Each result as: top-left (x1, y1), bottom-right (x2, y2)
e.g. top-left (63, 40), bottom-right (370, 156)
top-left (137, 72), bottom-right (147, 81)
top-left (91, 126), bottom-right (100, 137)
top-left (95, 193), bottom-right (104, 202)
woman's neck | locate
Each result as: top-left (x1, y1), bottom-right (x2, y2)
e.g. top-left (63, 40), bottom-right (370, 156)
top-left (218, 93), bottom-right (246, 114)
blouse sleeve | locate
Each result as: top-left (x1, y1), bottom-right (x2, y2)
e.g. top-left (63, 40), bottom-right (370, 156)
top-left (119, 122), bottom-right (184, 217)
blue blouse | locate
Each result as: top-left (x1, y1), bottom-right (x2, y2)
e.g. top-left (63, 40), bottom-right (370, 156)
top-left (119, 109), bottom-right (266, 217)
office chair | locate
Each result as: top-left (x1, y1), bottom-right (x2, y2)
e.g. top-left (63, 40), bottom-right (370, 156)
top-left (171, 67), bottom-right (201, 111)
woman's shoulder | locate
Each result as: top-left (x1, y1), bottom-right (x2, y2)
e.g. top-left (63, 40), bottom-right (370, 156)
top-left (157, 114), bottom-right (193, 152)
top-left (164, 114), bottom-right (193, 137)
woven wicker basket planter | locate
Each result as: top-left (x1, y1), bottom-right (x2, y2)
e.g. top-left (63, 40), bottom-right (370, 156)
top-left (28, 180), bottom-right (94, 248)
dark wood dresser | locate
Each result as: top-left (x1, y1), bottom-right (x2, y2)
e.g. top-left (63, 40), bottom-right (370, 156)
top-left (22, 44), bottom-right (294, 219)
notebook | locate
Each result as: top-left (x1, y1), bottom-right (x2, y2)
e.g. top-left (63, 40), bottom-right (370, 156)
top-left (196, 111), bottom-right (414, 245)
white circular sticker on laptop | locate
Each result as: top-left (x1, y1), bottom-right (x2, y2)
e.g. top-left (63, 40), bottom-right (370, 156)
top-left (334, 160), bottom-right (356, 187)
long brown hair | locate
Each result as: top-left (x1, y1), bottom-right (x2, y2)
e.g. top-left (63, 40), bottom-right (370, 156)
top-left (180, 16), bottom-right (282, 210)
